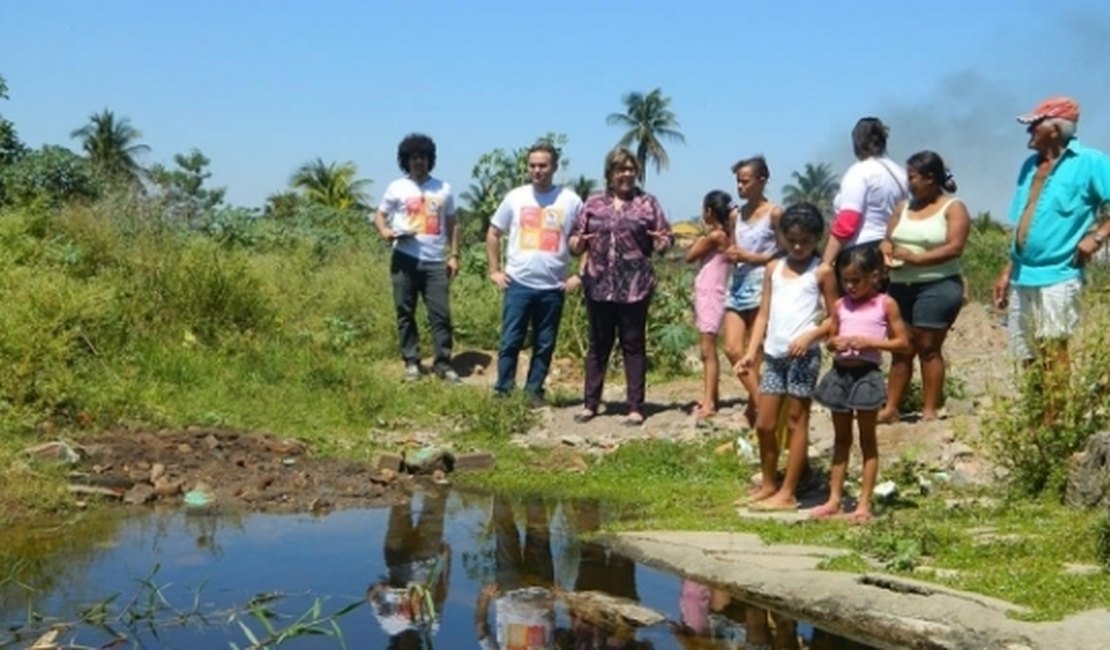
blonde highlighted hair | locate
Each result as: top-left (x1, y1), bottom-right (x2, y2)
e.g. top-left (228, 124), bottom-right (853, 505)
top-left (604, 147), bottom-right (640, 187)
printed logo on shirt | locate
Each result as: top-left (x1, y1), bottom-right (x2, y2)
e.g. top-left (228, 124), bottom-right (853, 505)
top-left (504, 623), bottom-right (548, 649)
top-left (403, 195), bottom-right (442, 235)
top-left (518, 206), bottom-right (564, 253)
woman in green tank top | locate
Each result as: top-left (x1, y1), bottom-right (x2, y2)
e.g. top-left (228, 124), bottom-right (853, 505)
top-left (878, 151), bottom-right (971, 423)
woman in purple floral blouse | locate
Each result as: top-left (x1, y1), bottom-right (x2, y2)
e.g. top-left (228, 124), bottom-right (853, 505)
top-left (568, 148), bottom-right (673, 425)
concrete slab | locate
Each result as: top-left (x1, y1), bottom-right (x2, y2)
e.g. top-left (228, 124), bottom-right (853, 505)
top-left (608, 530), bottom-right (1110, 650)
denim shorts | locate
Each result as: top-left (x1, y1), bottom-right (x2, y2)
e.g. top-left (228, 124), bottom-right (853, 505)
top-left (724, 268), bottom-right (764, 313)
top-left (760, 348), bottom-right (821, 398)
top-left (888, 275), bottom-right (964, 329)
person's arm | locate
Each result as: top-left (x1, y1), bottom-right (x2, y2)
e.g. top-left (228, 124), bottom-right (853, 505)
top-left (647, 194), bottom-right (673, 254)
top-left (882, 296), bottom-right (912, 354)
top-left (446, 206), bottom-right (461, 278)
top-left (892, 200), bottom-right (971, 266)
top-left (824, 168), bottom-right (866, 264)
top-left (685, 230), bottom-right (726, 263)
top-left (790, 263), bottom-right (838, 355)
top-left (993, 260), bottom-right (1013, 309)
top-left (878, 200), bottom-right (904, 264)
top-left (375, 190), bottom-right (399, 242)
top-left (486, 226), bottom-right (508, 289)
top-left (1076, 152), bottom-right (1110, 262)
top-left (737, 261), bottom-right (775, 372)
top-left (567, 201), bottom-right (595, 256)
top-left (826, 297), bottom-right (844, 352)
top-left (475, 583), bottom-right (498, 644)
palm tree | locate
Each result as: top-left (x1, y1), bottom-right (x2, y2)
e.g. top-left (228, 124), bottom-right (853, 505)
top-left (289, 158), bottom-right (371, 210)
top-left (781, 163), bottom-right (839, 216)
top-left (570, 175), bottom-right (598, 201)
top-left (70, 109), bottom-right (149, 184)
top-left (606, 88), bottom-right (685, 185)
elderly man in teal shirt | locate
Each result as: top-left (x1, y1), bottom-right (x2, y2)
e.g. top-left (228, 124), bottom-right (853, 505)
top-left (993, 96), bottom-right (1110, 372)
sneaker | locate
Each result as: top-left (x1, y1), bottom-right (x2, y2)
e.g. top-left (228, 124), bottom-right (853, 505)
top-left (526, 393), bottom-right (546, 409)
top-left (439, 368), bottom-right (461, 384)
top-left (403, 364), bottom-right (420, 382)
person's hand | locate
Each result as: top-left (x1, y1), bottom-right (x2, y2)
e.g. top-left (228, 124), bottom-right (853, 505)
top-left (891, 245), bottom-right (917, 264)
top-left (481, 583), bottom-right (501, 599)
top-left (570, 233), bottom-right (597, 254)
top-left (993, 271), bottom-right (1010, 310)
top-left (725, 246), bottom-right (751, 264)
top-left (1076, 234), bottom-right (1101, 266)
top-left (379, 228), bottom-right (398, 242)
top-left (647, 229), bottom-right (670, 253)
top-left (787, 335), bottom-right (813, 357)
top-left (446, 256), bottom-right (460, 279)
top-left (734, 355), bottom-right (754, 376)
top-left (563, 275), bottom-right (582, 293)
top-left (845, 335), bottom-right (872, 351)
top-left (827, 336), bottom-right (847, 352)
top-left (489, 271), bottom-right (509, 290)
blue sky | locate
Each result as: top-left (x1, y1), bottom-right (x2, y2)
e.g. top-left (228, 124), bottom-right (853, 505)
top-left (4, 0), bottom-right (1110, 221)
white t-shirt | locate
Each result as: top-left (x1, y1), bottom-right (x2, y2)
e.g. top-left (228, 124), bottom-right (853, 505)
top-left (378, 176), bottom-right (456, 262)
top-left (833, 156), bottom-right (907, 247)
top-left (478, 587), bottom-right (555, 650)
top-left (489, 185), bottom-right (582, 290)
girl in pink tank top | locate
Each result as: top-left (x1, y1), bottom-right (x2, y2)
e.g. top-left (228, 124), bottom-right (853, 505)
top-left (811, 245), bottom-right (909, 524)
top-left (687, 191), bottom-right (732, 418)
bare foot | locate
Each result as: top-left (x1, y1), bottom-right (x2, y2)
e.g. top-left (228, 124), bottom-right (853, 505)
top-left (694, 405), bottom-right (716, 420)
top-left (921, 410), bottom-right (942, 422)
top-left (749, 494), bottom-right (799, 511)
top-left (845, 507), bottom-right (874, 524)
top-left (735, 484), bottom-right (777, 506)
top-left (876, 409), bottom-right (899, 425)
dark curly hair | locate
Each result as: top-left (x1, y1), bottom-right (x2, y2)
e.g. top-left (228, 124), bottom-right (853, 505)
top-left (397, 133), bottom-right (436, 173)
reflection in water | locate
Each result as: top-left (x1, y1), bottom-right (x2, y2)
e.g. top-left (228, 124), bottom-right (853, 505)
top-left (1, 489), bottom-right (878, 649)
top-left (369, 487), bottom-right (451, 649)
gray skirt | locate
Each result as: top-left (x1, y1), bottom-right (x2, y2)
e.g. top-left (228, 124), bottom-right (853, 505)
top-left (814, 363), bottom-right (886, 412)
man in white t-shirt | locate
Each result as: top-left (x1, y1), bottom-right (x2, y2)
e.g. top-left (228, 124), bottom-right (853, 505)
top-left (374, 133), bottom-right (461, 383)
top-left (486, 142), bottom-right (583, 404)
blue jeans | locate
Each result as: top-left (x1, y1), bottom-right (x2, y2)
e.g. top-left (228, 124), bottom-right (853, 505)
top-left (495, 282), bottom-right (565, 396)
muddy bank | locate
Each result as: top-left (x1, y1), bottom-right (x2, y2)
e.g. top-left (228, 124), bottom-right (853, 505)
top-left (58, 428), bottom-right (412, 513)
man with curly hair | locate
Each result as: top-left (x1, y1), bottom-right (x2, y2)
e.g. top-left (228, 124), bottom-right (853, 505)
top-left (374, 133), bottom-right (461, 382)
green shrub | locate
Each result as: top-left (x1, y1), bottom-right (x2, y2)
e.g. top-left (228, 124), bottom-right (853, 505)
top-left (983, 296), bottom-right (1110, 497)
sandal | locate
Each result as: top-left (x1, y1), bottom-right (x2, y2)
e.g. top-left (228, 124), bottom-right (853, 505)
top-left (573, 409), bottom-right (596, 424)
top-left (622, 412), bottom-right (645, 427)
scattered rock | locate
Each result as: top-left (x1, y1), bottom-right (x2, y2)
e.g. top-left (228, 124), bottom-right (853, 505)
top-left (150, 462), bottom-right (166, 482)
top-left (373, 452), bottom-right (404, 473)
top-left (24, 441), bottom-right (82, 464)
top-left (1062, 563), bottom-right (1102, 576)
top-left (454, 452), bottom-right (495, 471)
top-left (203, 434), bottom-right (220, 450)
top-left (560, 434), bottom-right (585, 447)
top-left (1065, 431), bottom-right (1110, 508)
top-left (68, 484), bottom-right (124, 499)
top-left (123, 483), bottom-right (155, 505)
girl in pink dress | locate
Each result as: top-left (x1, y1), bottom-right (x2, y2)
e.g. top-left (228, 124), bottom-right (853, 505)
top-left (687, 191), bottom-right (732, 419)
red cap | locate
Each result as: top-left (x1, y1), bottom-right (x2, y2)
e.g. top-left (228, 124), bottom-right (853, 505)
top-left (1017, 96), bottom-right (1080, 124)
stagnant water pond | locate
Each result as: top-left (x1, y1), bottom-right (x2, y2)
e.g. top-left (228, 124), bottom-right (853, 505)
top-left (1, 489), bottom-right (875, 649)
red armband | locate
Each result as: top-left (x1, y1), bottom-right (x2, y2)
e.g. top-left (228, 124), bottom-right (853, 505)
top-left (830, 209), bottom-right (862, 240)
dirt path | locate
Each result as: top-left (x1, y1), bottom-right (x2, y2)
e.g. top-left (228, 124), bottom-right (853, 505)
top-left (474, 302), bottom-right (1010, 484)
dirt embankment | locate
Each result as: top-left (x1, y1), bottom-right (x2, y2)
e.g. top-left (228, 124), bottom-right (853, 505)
top-left (59, 428), bottom-right (410, 513)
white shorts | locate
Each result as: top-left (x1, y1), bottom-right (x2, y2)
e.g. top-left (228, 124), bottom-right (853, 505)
top-left (1007, 278), bottom-right (1082, 360)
